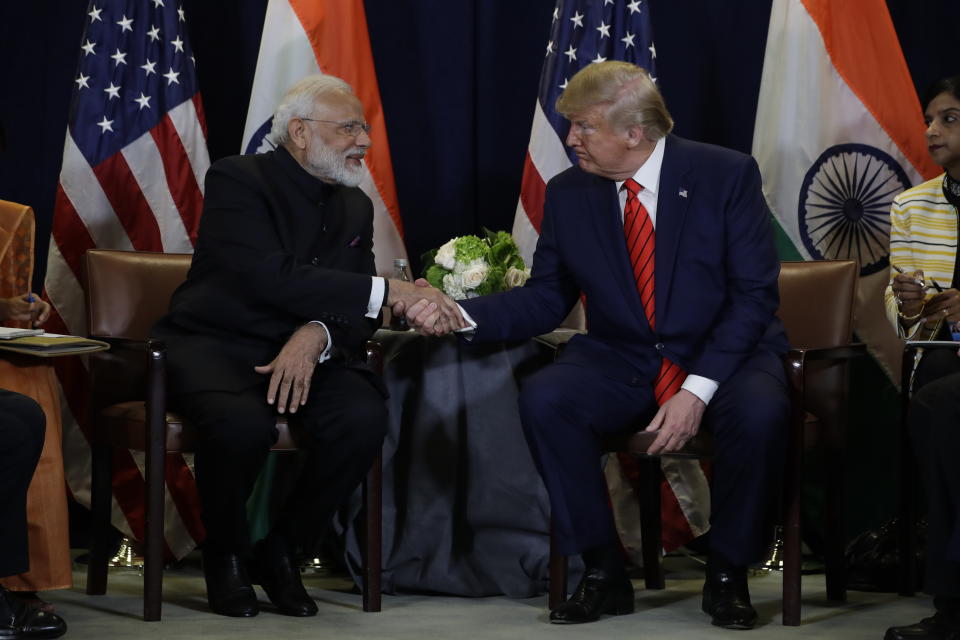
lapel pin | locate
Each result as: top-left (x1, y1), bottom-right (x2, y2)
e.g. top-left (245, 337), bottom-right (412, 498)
top-left (678, 189), bottom-right (688, 198)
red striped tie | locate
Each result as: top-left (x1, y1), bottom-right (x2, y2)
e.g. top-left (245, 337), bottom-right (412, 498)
top-left (622, 178), bottom-right (685, 405)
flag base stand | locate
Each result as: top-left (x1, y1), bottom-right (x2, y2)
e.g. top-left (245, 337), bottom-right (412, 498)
top-left (299, 555), bottom-right (334, 576)
top-left (108, 537), bottom-right (144, 569)
top-left (751, 526), bottom-right (824, 576)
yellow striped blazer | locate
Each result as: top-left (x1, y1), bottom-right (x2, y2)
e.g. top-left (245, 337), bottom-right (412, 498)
top-left (884, 174), bottom-right (958, 336)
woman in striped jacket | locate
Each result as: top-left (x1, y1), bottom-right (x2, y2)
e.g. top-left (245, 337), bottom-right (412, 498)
top-left (885, 75), bottom-right (960, 640)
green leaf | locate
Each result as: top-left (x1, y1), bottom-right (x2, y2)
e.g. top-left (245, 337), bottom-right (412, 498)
top-left (454, 235), bottom-right (488, 262)
top-left (424, 264), bottom-right (448, 289)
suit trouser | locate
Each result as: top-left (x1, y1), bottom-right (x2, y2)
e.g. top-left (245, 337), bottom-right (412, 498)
top-left (0, 390), bottom-right (45, 578)
top-left (910, 349), bottom-right (960, 597)
top-left (172, 365), bottom-right (387, 554)
top-left (518, 348), bottom-right (789, 565)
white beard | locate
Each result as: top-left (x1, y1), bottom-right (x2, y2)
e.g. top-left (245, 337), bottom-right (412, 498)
top-left (304, 140), bottom-right (365, 187)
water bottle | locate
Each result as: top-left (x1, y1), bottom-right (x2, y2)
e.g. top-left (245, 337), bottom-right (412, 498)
top-left (389, 258), bottom-right (413, 330)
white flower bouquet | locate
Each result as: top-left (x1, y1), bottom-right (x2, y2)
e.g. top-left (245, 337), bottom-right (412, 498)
top-left (422, 229), bottom-right (531, 300)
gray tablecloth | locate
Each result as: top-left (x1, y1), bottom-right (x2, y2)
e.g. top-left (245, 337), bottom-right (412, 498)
top-left (337, 331), bottom-right (559, 597)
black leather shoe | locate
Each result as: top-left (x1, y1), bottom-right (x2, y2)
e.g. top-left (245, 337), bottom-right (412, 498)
top-left (701, 566), bottom-right (757, 630)
top-left (885, 615), bottom-right (960, 640)
top-left (202, 549), bottom-right (259, 617)
top-left (248, 538), bottom-right (318, 617)
top-left (0, 588), bottom-right (66, 639)
top-left (549, 568), bottom-right (634, 624)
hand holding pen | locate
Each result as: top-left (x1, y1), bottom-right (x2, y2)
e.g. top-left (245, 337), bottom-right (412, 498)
top-left (0, 292), bottom-right (52, 326)
top-left (893, 264), bottom-right (960, 325)
top-left (891, 265), bottom-right (932, 326)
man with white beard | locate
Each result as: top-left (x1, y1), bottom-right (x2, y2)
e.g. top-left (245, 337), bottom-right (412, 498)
top-left (153, 74), bottom-right (462, 618)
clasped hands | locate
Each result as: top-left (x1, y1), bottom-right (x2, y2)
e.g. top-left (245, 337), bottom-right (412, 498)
top-left (892, 269), bottom-right (960, 329)
top-left (387, 278), bottom-right (467, 336)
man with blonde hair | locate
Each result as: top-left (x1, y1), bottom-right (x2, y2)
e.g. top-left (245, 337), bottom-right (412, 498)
top-left (154, 74), bottom-right (461, 618)
top-left (409, 61), bottom-right (789, 628)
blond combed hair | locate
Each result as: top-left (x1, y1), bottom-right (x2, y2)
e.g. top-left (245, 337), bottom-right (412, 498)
top-left (556, 61), bottom-right (673, 140)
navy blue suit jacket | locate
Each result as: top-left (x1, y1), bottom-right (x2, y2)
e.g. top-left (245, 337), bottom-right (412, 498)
top-left (461, 134), bottom-right (788, 389)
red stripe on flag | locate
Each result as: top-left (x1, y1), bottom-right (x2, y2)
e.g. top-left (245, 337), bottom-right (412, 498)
top-left (519, 152), bottom-right (546, 234)
top-left (110, 449), bottom-right (176, 559)
top-left (111, 447), bottom-right (147, 540)
top-left (51, 186), bottom-right (96, 281)
top-left (151, 115), bottom-right (204, 244)
top-left (660, 472), bottom-right (697, 552)
top-left (92, 154), bottom-right (164, 252)
top-left (192, 93), bottom-right (208, 139)
top-left (166, 454), bottom-right (206, 543)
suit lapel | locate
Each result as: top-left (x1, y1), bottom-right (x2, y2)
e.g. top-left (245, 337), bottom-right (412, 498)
top-left (584, 173), bottom-right (648, 327)
top-left (655, 136), bottom-right (694, 324)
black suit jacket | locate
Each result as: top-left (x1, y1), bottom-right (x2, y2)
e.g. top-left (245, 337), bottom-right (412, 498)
top-left (153, 147), bottom-right (381, 395)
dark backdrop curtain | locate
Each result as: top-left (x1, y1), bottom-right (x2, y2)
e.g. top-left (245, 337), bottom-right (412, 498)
top-left (2, 1), bottom-right (957, 282)
top-left (0, 0), bottom-right (958, 537)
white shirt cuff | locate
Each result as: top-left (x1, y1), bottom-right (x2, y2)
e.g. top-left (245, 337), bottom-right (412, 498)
top-left (367, 276), bottom-right (385, 319)
top-left (455, 303), bottom-right (478, 334)
top-left (681, 374), bottom-right (718, 405)
top-left (307, 321), bottom-right (333, 363)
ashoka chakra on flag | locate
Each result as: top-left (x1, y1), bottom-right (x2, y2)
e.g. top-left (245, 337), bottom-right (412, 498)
top-left (797, 143), bottom-right (912, 276)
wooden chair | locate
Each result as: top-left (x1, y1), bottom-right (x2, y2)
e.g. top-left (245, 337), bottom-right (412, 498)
top-left (82, 249), bottom-right (383, 621)
top-left (547, 259), bottom-right (864, 626)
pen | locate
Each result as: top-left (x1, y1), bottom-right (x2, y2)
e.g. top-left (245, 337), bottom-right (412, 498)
top-left (892, 264), bottom-right (936, 290)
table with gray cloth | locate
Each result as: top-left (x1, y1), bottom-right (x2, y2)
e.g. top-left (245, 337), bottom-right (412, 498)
top-left (336, 329), bottom-right (568, 597)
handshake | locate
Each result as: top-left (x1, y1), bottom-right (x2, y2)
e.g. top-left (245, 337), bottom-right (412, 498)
top-left (386, 278), bottom-right (469, 336)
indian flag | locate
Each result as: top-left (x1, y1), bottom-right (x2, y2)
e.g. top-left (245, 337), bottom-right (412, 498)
top-left (751, 0), bottom-right (939, 378)
top-left (241, 0), bottom-right (406, 276)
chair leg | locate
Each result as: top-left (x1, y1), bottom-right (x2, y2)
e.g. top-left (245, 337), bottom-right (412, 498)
top-left (823, 424), bottom-right (846, 602)
top-left (781, 401), bottom-right (804, 625)
top-left (86, 441), bottom-right (112, 595)
top-left (548, 525), bottom-right (567, 610)
top-left (362, 453), bottom-right (382, 612)
top-left (143, 454), bottom-right (165, 622)
top-left (638, 457), bottom-right (664, 590)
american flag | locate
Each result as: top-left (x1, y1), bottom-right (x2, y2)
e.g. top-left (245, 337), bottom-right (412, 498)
top-left (512, 0), bottom-right (656, 262)
top-left (45, 0), bottom-right (209, 558)
top-left (512, 0), bottom-right (710, 555)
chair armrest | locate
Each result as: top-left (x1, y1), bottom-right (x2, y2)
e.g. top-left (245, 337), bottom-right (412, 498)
top-left (535, 329), bottom-right (586, 359)
top-left (94, 336), bottom-right (151, 352)
top-left (786, 342), bottom-right (867, 365)
top-left (904, 340), bottom-right (960, 353)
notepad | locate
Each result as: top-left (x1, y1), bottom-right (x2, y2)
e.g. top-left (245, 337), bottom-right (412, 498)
top-left (0, 334), bottom-right (109, 357)
top-left (0, 327), bottom-right (44, 339)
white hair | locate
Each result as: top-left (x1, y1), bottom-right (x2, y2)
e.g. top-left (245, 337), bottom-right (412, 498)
top-left (269, 74), bottom-right (355, 146)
